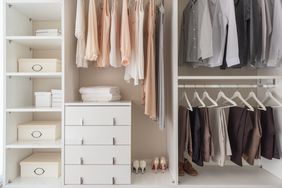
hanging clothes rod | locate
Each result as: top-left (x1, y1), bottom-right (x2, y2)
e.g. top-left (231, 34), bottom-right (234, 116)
top-left (178, 84), bottom-right (281, 89)
top-left (177, 76), bottom-right (282, 80)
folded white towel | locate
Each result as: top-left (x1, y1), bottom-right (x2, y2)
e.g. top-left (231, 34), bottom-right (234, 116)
top-left (81, 94), bottom-right (121, 102)
top-left (79, 86), bottom-right (120, 95)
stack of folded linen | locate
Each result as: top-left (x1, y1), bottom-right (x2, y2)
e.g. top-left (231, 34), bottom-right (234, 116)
top-left (79, 86), bottom-right (121, 102)
top-left (51, 90), bottom-right (63, 108)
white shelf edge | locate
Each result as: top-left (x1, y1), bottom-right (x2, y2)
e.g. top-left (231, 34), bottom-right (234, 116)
top-left (65, 101), bottom-right (132, 106)
top-left (178, 76), bottom-right (282, 80)
top-left (6, 107), bottom-right (62, 112)
top-left (6, 36), bottom-right (62, 40)
top-left (6, 72), bottom-right (62, 78)
top-left (5, 177), bottom-right (61, 188)
top-left (7, 0), bottom-right (61, 4)
top-left (6, 140), bottom-right (62, 149)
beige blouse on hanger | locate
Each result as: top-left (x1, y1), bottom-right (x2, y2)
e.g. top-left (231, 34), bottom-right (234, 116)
top-left (97, 0), bottom-right (111, 67)
top-left (144, 0), bottom-right (156, 120)
top-left (75, 0), bottom-right (87, 68)
top-left (85, 0), bottom-right (99, 62)
top-left (120, 0), bottom-right (131, 66)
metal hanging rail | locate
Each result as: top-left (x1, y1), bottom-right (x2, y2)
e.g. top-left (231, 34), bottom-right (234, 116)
top-left (177, 76), bottom-right (282, 80)
top-left (178, 84), bottom-right (281, 89)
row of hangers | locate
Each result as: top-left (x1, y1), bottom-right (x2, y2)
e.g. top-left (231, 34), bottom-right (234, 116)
top-left (181, 90), bottom-right (282, 112)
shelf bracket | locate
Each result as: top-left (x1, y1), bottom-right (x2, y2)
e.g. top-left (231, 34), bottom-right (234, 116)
top-left (29, 18), bottom-right (32, 22)
top-left (8, 40), bottom-right (12, 44)
top-left (8, 76), bottom-right (12, 79)
top-left (273, 79), bottom-right (276, 86)
top-left (8, 4), bottom-right (12, 8)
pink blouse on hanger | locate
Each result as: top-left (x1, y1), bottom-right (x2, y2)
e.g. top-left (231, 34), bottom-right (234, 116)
top-left (120, 0), bottom-right (131, 66)
top-left (97, 0), bottom-right (111, 67)
top-left (85, 0), bottom-right (99, 62)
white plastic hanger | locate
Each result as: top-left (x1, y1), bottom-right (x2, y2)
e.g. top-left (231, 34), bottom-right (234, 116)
top-left (201, 91), bottom-right (218, 108)
top-left (262, 91), bottom-right (282, 107)
top-left (245, 91), bottom-right (266, 111)
top-left (230, 91), bottom-right (254, 111)
top-left (180, 91), bottom-right (193, 111)
top-left (193, 91), bottom-right (206, 108)
top-left (216, 91), bottom-right (237, 108)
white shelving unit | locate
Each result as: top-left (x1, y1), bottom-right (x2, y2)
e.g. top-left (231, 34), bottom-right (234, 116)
top-left (3, 0), bottom-right (63, 187)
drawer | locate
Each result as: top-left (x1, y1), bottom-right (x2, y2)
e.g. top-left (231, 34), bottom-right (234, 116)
top-left (65, 126), bottom-right (131, 145)
top-left (65, 106), bottom-right (131, 126)
top-left (65, 146), bottom-right (131, 165)
top-left (65, 165), bottom-right (131, 185)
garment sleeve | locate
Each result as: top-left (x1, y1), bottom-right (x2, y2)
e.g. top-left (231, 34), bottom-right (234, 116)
top-left (178, 10), bottom-right (187, 65)
top-left (75, 0), bottom-right (83, 39)
top-left (198, 0), bottom-right (213, 60)
top-left (120, 0), bottom-right (131, 66)
top-left (267, 0), bottom-right (282, 67)
top-left (225, 0), bottom-right (240, 67)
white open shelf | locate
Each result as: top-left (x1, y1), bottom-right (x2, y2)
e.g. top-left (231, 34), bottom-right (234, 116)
top-left (5, 177), bottom-right (61, 188)
top-left (6, 72), bottom-right (62, 78)
top-left (6, 139), bottom-right (62, 149)
top-left (6, 36), bottom-right (61, 50)
top-left (6, 106), bottom-right (62, 112)
top-left (178, 166), bottom-right (282, 187)
top-left (6, 0), bottom-right (61, 21)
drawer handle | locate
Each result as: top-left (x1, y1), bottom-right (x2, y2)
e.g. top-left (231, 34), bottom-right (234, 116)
top-left (80, 118), bottom-right (84, 126)
top-left (113, 118), bottom-right (116, 126)
top-left (81, 138), bottom-right (84, 145)
top-left (32, 64), bottom-right (43, 72)
top-left (112, 177), bottom-right (115, 185)
top-left (113, 137), bottom-right (116, 146)
top-left (34, 168), bottom-right (45, 176)
top-left (80, 157), bottom-right (84, 165)
top-left (80, 177), bottom-right (84, 185)
top-left (112, 157), bottom-right (116, 165)
top-left (31, 131), bottom-right (43, 139)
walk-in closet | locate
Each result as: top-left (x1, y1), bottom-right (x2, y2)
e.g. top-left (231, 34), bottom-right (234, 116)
top-left (1, 0), bottom-right (282, 188)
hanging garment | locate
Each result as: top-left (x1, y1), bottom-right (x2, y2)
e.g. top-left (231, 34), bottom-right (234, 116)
top-left (261, 107), bottom-right (280, 159)
top-left (97, 0), bottom-right (111, 67)
top-left (75, 0), bottom-right (88, 68)
top-left (273, 108), bottom-right (282, 156)
top-left (156, 1), bottom-right (165, 129)
top-left (179, 106), bottom-right (188, 164)
top-left (243, 109), bottom-right (262, 166)
top-left (264, 0), bottom-right (274, 64)
top-left (109, 0), bottom-right (122, 67)
top-left (267, 0), bottom-right (282, 67)
top-left (199, 108), bottom-right (212, 162)
top-left (190, 107), bottom-right (204, 166)
top-left (124, 0), bottom-right (144, 85)
top-left (208, 0), bottom-right (240, 67)
top-left (120, 0), bottom-right (131, 66)
top-left (85, 0), bottom-right (99, 62)
top-left (179, 0), bottom-right (213, 65)
top-left (209, 108), bottom-right (232, 166)
top-left (144, 0), bottom-right (157, 120)
top-left (228, 107), bottom-right (253, 166)
top-left (234, 0), bottom-right (251, 67)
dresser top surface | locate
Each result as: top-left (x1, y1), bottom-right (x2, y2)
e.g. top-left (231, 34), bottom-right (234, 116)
top-left (65, 101), bottom-right (132, 106)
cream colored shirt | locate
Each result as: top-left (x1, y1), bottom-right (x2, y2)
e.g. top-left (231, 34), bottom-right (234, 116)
top-left (85, 0), bottom-right (99, 62)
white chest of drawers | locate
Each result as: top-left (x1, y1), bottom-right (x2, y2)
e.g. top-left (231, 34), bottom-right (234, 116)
top-left (64, 102), bottom-right (132, 185)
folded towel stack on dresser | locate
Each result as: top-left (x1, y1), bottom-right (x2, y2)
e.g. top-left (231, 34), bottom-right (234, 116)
top-left (79, 86), bottom-right (121, 102)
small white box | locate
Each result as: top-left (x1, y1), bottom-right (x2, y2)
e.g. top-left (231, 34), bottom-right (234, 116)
top-left (20, 153), bottom-right (61, 178)
top-left (35, 92), bottom-right (51, 107)
top-left (17, 121), bottom-right (61, 141)
top-left (18, 58), bottom-right (61, 73)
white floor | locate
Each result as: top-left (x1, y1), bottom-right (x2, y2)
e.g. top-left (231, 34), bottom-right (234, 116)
top-left (179, 165), bottom-right (282, 187)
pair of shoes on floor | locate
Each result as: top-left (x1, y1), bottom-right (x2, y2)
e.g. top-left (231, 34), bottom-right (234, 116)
top-left (152, 156), bottom-right (168, 173)
top-left (179, 159), bottom-right (198, 176)
top-left (133, 160), bottom-right (146, 174)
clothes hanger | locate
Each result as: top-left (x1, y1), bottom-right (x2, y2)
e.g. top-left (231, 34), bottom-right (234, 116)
top-left (245, 91), bottom-right (267, 111)
top-left (193, 91), bottom-right (206, 108)
top-left (262, 91), bottom-right (282, 107)
top-left (230, 91), bottom-right (254, 111)
top-left (180, 91), bottom-right (193, 111)
top-left (201, 91), bottom-right (218, 108)
top-left (215, 91), bottom-right (237, 108)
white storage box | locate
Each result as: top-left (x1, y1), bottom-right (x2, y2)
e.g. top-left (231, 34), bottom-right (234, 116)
top-left (18, 58), bottom-right (61, 73)
top-left (20, 153), bottom-right (61, 178)
top-left (35, 92), bottom-right (51, 107)
top-left (17, 121), bottom-right (61, 141)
